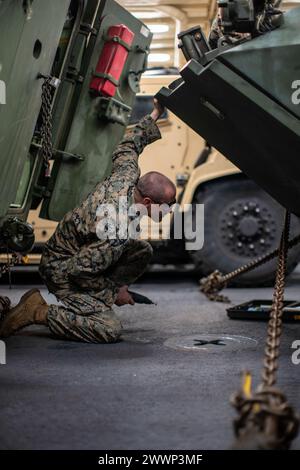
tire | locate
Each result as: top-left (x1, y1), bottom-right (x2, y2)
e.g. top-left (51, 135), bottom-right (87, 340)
top-left (189, 177), bottom-right (300, 286)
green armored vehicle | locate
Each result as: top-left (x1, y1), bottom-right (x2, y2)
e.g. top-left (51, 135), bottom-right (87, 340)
top-left (157, 1), bottom-right (300, 216)
top-left (156, 0), bottom-right (300, 283)
top-left (0, 0), bottom-right (152, 256)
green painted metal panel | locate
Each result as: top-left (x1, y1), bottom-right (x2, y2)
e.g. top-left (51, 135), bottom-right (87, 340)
top-left (40, 0), bottom-right (152, 221)
top-left (157, 7), bottom-right (300, 216)
top-left (0, 0), bottom-right (71, 220)
top-left (219, 7), bottom-right (300, 119)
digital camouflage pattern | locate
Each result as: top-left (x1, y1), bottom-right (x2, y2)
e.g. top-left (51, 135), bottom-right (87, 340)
top-left (39, 115), bottom-right (161, 343)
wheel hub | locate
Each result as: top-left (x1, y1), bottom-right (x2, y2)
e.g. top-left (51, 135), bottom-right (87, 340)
top-left (220, 200), bottom-right (277, 258)
top-left (238, 216), bottom-right (259, 237)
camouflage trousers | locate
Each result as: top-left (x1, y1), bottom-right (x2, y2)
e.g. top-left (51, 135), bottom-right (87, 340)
top-left (40, 239), bottom-right (153, 343)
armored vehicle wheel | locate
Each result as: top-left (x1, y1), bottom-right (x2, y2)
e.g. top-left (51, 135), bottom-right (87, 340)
top-left (190, 178), bottom-right (300, 286)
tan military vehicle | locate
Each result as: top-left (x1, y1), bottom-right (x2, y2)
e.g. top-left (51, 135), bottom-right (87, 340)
top-left (17, 69), bottom-right (300, 285)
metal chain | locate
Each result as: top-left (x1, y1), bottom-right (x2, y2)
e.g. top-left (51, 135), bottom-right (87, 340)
top-left (40, 76), bottom-right (54, 177)
top-left (200, 231), bottom-right (300, 302)
top-left (0, 250), bottom-right (14, 323)
top-left (0, 75), bottom-right (57, 319)
top-left (0, 251), bottom-right (17, 320)
top-left (230, 211), bottom-right (299, 449)
top-left (0, 252), bottom-right (19, 277)
top-left (262, 210), bottom-right (290, 387)
top-left (231, 385), bottom-right (299, 449)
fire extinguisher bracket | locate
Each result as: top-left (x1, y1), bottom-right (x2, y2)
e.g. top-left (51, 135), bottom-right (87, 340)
top-left (103, 34), bottom-right (133, 52)
top-left (92, 71), bottom-right (120, 88)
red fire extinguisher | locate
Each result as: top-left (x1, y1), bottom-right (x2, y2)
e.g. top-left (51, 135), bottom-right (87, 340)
top-left (89, 24), bottom-right (135, 98)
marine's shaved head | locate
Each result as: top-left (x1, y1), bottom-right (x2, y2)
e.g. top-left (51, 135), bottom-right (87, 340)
top-left (137, 171), bottom-right (176, 203)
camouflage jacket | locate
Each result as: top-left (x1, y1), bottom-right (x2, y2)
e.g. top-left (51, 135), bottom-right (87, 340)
top-left (41, 115), bottom-right (161, 280)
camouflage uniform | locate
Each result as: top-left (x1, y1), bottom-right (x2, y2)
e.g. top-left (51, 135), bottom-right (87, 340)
top-left (39, 115), bottom-right (161, 343)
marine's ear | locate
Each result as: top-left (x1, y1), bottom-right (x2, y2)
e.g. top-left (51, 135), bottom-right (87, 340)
top-left (142, 197), bottom-right (152, 207)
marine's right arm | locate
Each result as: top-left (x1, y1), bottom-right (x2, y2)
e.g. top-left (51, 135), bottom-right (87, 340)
top-left (109, 114), bottom-right (162, 187)
top-left (108, 99), bottom-right (164, 187)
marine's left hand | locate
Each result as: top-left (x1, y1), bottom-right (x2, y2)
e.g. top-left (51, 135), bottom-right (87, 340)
top-left (115, 285), bottom-right (135, 306)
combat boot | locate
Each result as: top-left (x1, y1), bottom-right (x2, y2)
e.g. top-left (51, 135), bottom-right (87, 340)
top-left (0, 288), bottom-right (49, 338)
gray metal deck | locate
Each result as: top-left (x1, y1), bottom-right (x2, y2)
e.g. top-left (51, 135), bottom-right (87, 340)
top-left (0, 269), bottom-right (299, 450)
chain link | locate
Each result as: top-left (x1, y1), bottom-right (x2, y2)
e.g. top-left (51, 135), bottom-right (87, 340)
top-left (231, 385), bottom-right (299, 449)
top-left (40, 76), bottom-right (54, 177)
top-left (230, 211), bottom-right (299, 449)
top-left (200, 231), bottom-right (300, 302)
top-left (0, 252), bottom-right (18, 319)
top-left (0, 252), bottom-right (19, 277)
top-left (262, 211), bottom-right (290, 387)
top-left (0, 75), bottom-right (57, 313)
